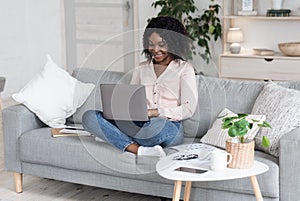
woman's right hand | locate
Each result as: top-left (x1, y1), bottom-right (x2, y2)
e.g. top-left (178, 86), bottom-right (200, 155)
top-left (148, 109), bottom-right (159, 117)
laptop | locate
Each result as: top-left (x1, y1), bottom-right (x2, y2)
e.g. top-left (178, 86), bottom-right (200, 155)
top-left (100, 84), bottom-right (149, 121)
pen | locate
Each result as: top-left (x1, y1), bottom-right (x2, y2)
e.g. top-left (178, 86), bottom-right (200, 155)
top-left (65, 127), bottom-right (85, 131)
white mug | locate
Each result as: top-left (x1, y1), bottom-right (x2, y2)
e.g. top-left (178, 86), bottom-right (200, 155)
top-left (210, 150), bottom-right (232, 171)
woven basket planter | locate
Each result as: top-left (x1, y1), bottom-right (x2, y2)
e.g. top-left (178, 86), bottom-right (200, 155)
top-left (225, 140), bottom-right (255, 169)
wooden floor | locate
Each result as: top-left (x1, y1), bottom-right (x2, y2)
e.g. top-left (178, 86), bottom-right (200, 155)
top-left (0, 99), bottom-right (167, 201)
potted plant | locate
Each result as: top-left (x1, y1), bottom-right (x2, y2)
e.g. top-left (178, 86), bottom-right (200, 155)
top-left (220, 113), bottom-right (271, 169)
top-left (151, 0), bottom-right (222, 64)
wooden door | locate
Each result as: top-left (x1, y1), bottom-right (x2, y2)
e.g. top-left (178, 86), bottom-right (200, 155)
top-left (64, 0), bottom-right (135, 73)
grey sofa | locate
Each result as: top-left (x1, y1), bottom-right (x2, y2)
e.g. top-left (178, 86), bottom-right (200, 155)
top-left (3, 68), bottom-right (300, 201)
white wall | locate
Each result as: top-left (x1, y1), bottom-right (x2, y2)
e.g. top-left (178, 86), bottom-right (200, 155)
top-left (1, 0), bottom-right (300, 99)
top-left (135, 0), bottom-right (157, 63)
top-left (0, 0), bottom-right (65, 99)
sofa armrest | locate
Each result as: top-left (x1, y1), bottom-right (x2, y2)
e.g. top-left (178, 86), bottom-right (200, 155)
top-left (2, 104), bottom-right (46, 172)
top-left (279, 127), bottom-right (300, 201)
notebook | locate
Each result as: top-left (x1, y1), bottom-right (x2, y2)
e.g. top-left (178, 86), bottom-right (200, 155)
top-left (100, 84), bottom-right (149, 121)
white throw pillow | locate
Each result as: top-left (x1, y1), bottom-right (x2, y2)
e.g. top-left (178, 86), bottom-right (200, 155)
top-left (200, 108), bottom-right (266, 149)
top-left (252, 82), bottom-right (300, 157)
top-left (12, 55), bottom-right (95, 128)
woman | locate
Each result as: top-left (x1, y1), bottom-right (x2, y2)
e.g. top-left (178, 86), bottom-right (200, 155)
top-left (82, 16), bottom-right (198, 157)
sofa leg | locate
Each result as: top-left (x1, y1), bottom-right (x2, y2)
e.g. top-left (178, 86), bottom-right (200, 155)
top-left (14, 172), bottom-right (23, 193)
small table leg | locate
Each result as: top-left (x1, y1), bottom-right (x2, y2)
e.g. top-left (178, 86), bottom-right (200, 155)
top-left (184, 181), bottom-right (192, 201)
top-left (173, 180), bottom-right (182, 201)
top-left (250, 176), bottom-right (263, 201)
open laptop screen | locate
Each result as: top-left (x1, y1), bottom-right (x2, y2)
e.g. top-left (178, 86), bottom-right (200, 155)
top-left (100, 84), bottom-right (149, 121)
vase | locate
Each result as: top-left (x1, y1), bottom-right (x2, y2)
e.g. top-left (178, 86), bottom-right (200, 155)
top-left (272, 0), bottom-right (283, 10)
top-left (225, 140), bottom-right (255, 169)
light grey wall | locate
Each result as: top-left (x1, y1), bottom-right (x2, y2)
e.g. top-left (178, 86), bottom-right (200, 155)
top-left (0, 0), bottom-right (65, 99)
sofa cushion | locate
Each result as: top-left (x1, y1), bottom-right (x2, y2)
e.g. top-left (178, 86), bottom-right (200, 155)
top-left (200, 108), bottom-right (266, 149)
top-left (252, 81), bottom-right (300, 157)
top-left (12, 56), bottom-right (95, 128)
top-left (18, 128), bottom-right (279, 198)
top-left (19, 128), bottom-right (164, 179)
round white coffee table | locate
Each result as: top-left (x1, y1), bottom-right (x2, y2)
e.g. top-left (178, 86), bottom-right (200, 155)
top-left (156, 152), bottom-right (269, 201)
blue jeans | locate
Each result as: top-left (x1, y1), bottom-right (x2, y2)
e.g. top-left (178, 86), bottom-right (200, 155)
top-left (82, 110), bottom-right (184, 152)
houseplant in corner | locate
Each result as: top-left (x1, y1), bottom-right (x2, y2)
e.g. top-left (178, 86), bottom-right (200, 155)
top-left (221, 113), bottom-right (271, 169)
top-left (151, 0), bottom-right (222, 65)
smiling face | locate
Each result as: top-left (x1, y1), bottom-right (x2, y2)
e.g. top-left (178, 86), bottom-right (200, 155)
top-left (148, 32), bottom-right (172, 66)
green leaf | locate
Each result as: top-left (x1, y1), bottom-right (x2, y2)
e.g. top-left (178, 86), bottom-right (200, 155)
top-left (223, 116), bottom-right (238, 122)
top-left (222, 118), bottom-right (232, 124)
top-left (239, 119), bottom-right (250, 127)
top-left (262, 136), bottom-right (270, 148)
top-left (209, 25), bottom-right (215, 34)
top-left (228, 127), bottom-right (237, 137)
top-left (237, 113), bottom-right (248, 118)
top-left (258, 121), bottom-right (271, 128)
top-left (217, 113), bottom-right (228, 119)
top-left (237, 127), bottom-right (248, 136)
top-left (233, 119), bottom-right (249, 129)
top-left (222, 122), bottom-right (232, 129)
top-left (263, 121), bottom-right (272, 128)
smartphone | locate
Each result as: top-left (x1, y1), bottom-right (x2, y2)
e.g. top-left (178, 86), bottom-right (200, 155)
top-left (173, 153), bottom-right (198, 160)
top-left (174, 167), bottom-right (208, 174)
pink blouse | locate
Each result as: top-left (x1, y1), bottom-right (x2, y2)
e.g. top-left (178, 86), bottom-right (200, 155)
top-left (130, 59), bottom-right (198, 121)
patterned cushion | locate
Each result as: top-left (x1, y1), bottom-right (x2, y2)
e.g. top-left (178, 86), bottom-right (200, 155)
top-left (200, 108), bottom-right (266, 149)
top-left (252, 82), bottom-right (300, 157)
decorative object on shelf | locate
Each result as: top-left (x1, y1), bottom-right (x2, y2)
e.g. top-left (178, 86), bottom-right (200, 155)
top-left (272, 0), bottom-right (283, 10)
top-left (227, 28), bottom-right (244, 54)
top-left (220, 113), bottom-right (271, 168)
top-left (266, 9), bottom-right (291, 17)
top-left (237, 0), bottom-right (257, 16)
top-left (278, 42), bottom-right (300, 56)
top-left (151, 0), bottom-right (222, 64)
top-left (253, 48), bottom-right (275, 56)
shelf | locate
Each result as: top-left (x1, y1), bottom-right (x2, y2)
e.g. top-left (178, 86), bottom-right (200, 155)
top-left (223, 16), bottom-right (300, 20)
top-left (219, 54), bottom-right (300, 81)
top-left (221, 51), bottom-right (300, 60)
top-left (220, 1), bottom-right (300, 81)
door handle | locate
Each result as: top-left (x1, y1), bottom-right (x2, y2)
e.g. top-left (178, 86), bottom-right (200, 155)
top-left (264, 58), bottom-right (274, 62)
top-left (123, 1), bottom-right (130, 27)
